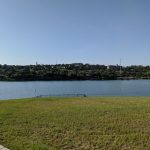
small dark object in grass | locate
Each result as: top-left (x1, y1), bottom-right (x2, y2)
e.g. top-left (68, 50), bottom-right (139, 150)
top-left (84, 94), bottom-right (87, 97)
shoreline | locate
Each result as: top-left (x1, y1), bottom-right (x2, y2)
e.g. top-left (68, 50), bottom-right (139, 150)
top-left (0, 78), bottom-right (150, 82)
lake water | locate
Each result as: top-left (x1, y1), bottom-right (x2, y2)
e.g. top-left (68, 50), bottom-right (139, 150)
top-left (1, 80), bottom-right (150, 100)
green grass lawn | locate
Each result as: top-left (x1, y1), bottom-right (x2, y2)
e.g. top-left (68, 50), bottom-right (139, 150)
top-left (1, 97), bottom-right (150, 149)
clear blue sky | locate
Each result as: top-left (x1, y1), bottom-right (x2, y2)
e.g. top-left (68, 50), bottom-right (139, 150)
top-left (0, 0), bottom-right (150, 65)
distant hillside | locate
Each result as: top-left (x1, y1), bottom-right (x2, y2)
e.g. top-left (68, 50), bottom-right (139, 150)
top-left (0, 63), bottom-right (150, 81)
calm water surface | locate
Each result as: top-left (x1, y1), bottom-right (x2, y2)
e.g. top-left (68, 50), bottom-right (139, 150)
top-left (0, 80), bottom-right (150, 100)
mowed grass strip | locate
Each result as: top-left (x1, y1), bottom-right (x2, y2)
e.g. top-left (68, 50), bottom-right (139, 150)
top-left (1, 97), bottom-right (150, 149)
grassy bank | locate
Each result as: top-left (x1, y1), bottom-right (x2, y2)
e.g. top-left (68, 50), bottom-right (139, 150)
top-left (1, 97), bottom-right (150, 149)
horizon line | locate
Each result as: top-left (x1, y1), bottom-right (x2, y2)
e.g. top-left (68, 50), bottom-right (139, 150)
top-left (0, 63), bottom-right (150, 67)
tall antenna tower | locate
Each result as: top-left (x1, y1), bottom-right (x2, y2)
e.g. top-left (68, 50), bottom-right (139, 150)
top-left (120, 58), bottom-right (122, 76)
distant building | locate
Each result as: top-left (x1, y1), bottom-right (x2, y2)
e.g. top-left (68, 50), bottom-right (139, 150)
top-left (107, 65), bottom-right (121, 70)
top-left (72, 63), bottom-right (83, 67)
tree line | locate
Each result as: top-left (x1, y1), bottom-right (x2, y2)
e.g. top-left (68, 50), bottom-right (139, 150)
top-left (0, 63), bottom-right (150, 81)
